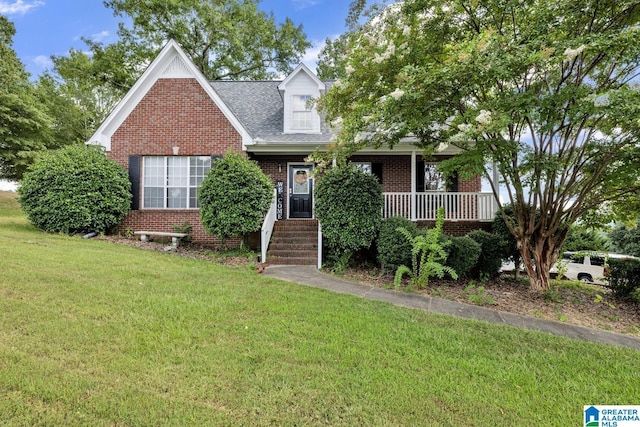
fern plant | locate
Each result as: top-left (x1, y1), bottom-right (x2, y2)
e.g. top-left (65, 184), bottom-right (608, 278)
top-left (394, 207), bottom-right (458, 289)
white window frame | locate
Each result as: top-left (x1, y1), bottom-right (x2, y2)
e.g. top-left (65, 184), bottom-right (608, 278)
top-left (291, 95), bottom-right (313, 130)
top-left (142, 156), bottom-right (211, 209)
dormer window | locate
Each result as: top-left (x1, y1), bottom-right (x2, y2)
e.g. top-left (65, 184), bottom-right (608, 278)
top-left (278, 64), bottom-right (324, 134)
top-left (292, 95), bottom-right (313, 130)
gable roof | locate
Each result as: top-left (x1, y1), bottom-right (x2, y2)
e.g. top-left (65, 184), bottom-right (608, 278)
top-left (87, 39), bottom-right (252, 151)
top-left (277, 63), bottom-right (325, 93)
top-left (210, 80), bottom-right (334, 144)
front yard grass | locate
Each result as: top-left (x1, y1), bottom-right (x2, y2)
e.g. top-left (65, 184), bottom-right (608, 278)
top-left (1, 192), bottom-right (638, 425)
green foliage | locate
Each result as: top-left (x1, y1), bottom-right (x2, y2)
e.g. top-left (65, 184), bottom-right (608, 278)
top-left (444, 235), bottom-right (482, 278)
top-left (315, 164), bottom-right (383, 260)
top-left (609, 222), bottom-right (640, 257)
top-left (0, 15), bottom-right (53, 180)
top-left (172, 220), bottom-right (193, 244)
top-left (606, 257), bottom-right (640, 299)
top-left (199, 152), bottom-right (273, 247)
top-left (563, 224), bottom-right (610, 252)
top-left (467, 230), bottom-right (504, 280)
top-left (492, 205), bottom-right (520, 264)
top-left (105, 0), bottom-right (310, 80)
top-left (462, 283), bottom-right (496, 306)
top-left (394, 208), bottom-right (458, 289)
top-left (18, 145), bottom-right (131, 234)
top-left (376, 216), bottom-right (418, 273)
top-left (320, 0), bottom-right (640, 292)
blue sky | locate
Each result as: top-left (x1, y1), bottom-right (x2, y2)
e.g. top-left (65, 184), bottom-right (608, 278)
top-left (3, 0), bottom-right (352, 78)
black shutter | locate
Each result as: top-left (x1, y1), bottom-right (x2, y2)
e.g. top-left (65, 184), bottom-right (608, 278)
top-left (372, 162), bottom-right (383, 184)
top-left (129, 155), bottom-right (140, 210)
top-left (416, 161), bottom-right (425, 192)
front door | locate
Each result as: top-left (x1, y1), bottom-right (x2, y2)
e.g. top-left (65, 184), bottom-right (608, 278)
top-left (289, 165), bottom-right (313, 218)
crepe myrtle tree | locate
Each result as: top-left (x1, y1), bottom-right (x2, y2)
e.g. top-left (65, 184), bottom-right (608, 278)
top-left (318, 0), bottom-right (640, 292)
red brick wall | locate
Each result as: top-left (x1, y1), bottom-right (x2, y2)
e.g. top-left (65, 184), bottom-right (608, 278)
top-left (108, 77), bottom-right (243, 246)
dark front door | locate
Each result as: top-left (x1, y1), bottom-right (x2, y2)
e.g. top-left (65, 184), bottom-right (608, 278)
top-left (289, 165), bottom-right (313, 218)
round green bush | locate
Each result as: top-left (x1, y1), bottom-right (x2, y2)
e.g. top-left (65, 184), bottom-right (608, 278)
top-left (19, 144), bottom-right (131, 234)
top-left (199, 152), bottom-right (273, 246)
top-left (315, 164), bottom-right (383, 254)
top-left (444, 235), bottom-right (482, 278)
top-left (467, 229), bottom-right (504, 279)
top-left (376, 216), bottom-right (418, 272)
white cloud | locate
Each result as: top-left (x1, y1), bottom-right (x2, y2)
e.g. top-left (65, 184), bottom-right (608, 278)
top-left (90, 30), bottom-right (110, 43)
top-left (302, 39), bottom-right (326, 72)
top-left (33, 54), bottom-right (52, 69)
top-left (0, 0), bottom-right (44, 16)
top-left (291, 0), bottom-right (320, 9)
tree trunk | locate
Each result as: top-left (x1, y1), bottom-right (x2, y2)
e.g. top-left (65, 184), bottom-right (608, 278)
top-left (518, 235), bottom-right (561, 293)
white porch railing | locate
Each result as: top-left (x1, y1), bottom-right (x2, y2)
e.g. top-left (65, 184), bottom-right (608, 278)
top-left (261, 189), bottom-right (278, 263)
top-left (383, 192), bottom-right (497, 222)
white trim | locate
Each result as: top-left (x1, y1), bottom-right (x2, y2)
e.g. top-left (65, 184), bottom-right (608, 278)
top-left (411, 151), bottom-right (416, 221)
top-left (87, 40), bottom-right (252, 151)
top-left (277, 63), bottom-right (324, 92)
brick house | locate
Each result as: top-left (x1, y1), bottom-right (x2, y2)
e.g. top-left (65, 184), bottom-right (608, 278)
top-left (89, 40), bottom-right (496, 265)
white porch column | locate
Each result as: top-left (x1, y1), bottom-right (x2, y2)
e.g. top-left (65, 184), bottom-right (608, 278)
top-left (492, 160), bottom-right (500, 216)
top-left (411, 151), bottom-right (417, 221)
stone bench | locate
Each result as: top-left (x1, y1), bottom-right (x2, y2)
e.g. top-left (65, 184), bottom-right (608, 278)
top-left (134, 231), bottom-right (188, 247)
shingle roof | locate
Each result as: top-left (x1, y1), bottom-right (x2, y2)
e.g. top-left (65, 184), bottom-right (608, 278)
top-left (209, 80), bottom-right (334, 144)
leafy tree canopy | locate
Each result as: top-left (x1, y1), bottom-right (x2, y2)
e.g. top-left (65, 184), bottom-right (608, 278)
top-left (319, 0), bottom-right (640, 291)
top-left (104, 0), bottom-right (311, 80)
top-left (0, 15), bottom-right (52, 180)
top-left (609, 222), bottom-right (640, 258)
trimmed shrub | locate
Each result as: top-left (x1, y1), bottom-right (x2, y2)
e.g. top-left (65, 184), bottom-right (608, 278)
top-left (377, 216), bottom-right (417, 272)
top-left (606, 257), bottom-right (640, 299)
top-left (315, 164), bottom-right (383, 260)
top-left (467, 229), bottom-right (503, 279)
top-left (445, 235), bottom-right (482, 278)
top-left (199, 152), bottom-right (273, 247)
top-left (19, 144), bottom-right (130, 234)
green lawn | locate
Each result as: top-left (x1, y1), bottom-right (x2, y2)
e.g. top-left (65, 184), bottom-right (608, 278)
top-left (1, 192), bottom-right (638, 426)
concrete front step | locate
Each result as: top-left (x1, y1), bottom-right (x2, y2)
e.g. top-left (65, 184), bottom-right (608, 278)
top-left (269, 241), bottom-right (318, 252)
top-left (266, 220), bottom-right (319, 265)
top-left (267, 256), bottom-right (317, 265)
top-left (267, 249), bottom-right (318, 258)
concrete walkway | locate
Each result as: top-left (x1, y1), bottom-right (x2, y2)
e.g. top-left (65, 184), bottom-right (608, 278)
top-left (262, 265), bottom-right (640, 351)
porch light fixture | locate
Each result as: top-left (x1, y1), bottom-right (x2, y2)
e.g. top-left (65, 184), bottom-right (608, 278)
top-left (172, 146), bottom-right (180, 155)
top-left (278, 162), bottom-right (282, 172)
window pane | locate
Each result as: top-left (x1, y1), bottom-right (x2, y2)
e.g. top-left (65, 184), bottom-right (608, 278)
top-left (144, 187), bottom-right (164, 208)
top-left (425, 163), bottom-right (445, 191)
top-left (293, 95), bottom-right (311, 111)
top-left (144, 156), bottom-right (165, 186)
top-left (167, 187), bottom-right (187, 208)
top-left (168, 157), bottom-right (188, 186)
top-left (354, 162), bottom-right (372, 174)
top-left (189, 187), bottom-right (199, 208)
top-left (293, 111), bottom-right (312, 129)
